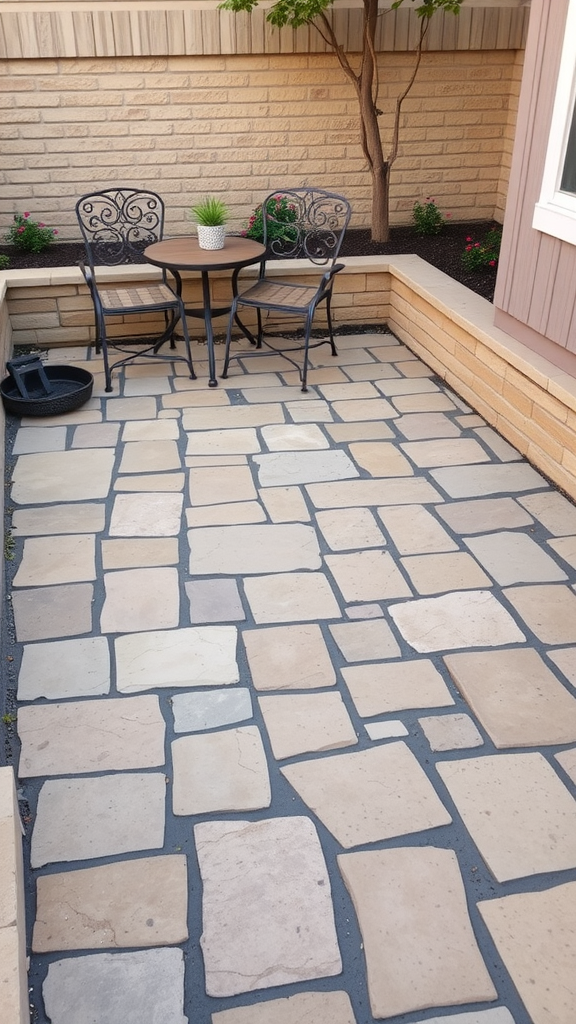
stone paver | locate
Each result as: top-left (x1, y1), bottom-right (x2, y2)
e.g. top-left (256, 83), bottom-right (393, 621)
top-left (243, 623), bottom-right (336, 689)
top-left (33, 855), bottom-right (188, 951)
top-left (188, 523), bottom-right (321, 574)
top-left (339, 847), bottom-right (496, 1018)
top-left (43, 948), bottom-right (188, 1024)
top-left (31, 773), bottom-right (166, 867)
top-left (195, 817), bottom-right (341, 996)
top-left (437, 753), bottom-right (576, 881)
top-left (281, 743), bottom-right (451, 847)
top-left (258, 692), bottom-right (357, 758)
top-left (172, 726), bottom-right (271, 814)
top-left (444, 648), bottom-right (576, 747)
top-left (115, 627), bottom-right (239, 691)
top-left (342, 659), bottom-right (454, 715)
top-left (172, 688), bottom-right (253, 732)
top-left (8, 335), bottom-right (576, 1024)
top-left (18, 636), bottom-right (110, 700)
top-left (479, 883), bottom-right (576, 1024)
top-left (18, 695), bottom-right (165, 777)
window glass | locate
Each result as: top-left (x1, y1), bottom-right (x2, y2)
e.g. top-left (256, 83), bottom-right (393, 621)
top-left (560, 96), bottom-right (576, 195)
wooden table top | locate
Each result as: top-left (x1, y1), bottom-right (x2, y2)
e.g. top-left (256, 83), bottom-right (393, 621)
top-left (144, 235), bottom-right (266, 272)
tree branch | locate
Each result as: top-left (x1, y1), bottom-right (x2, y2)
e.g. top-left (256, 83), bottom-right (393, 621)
top-left (388, 14), bottom-right (428, 166)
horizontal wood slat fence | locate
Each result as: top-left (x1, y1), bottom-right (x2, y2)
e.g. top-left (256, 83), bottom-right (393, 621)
top-left (0, 2), bottom-right (529, 59)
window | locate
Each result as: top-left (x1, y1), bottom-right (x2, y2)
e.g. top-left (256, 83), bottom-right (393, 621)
top-left (532, 0), bottom-right (576, 245)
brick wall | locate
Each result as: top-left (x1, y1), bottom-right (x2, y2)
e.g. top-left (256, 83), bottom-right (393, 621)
top-left (0, 49), bottom-right (521, 241)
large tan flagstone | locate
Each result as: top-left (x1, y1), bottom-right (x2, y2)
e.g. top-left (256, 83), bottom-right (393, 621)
top-left (31, 772), bottom-right (166, 867)
top-left (430, 463), bottom-right (546, 498)
top-left (185, 428), bottom-right (261, 455)
top-left (338, 847), bottom-right (496, 1018)
top-left (318, 382), bottom-right (380, 400)
top-left (258, 692), bottom-right (357, 758)
top-left (186, 501), bottom-right (266, 526)
top-left (261, 423), bottom-right (329, 450)
top-left (437, 753), bottom-right (576, 881)
top-left (244, 572), bottom-right (341, 623)
top-left (259, 486), bottom-right (310, 522)
top-left (18, 695), bottom-right (165, 777)
top-left (329, 619), bottom-right (401, 661)
top-left (316, 508), bottom-right (385, 550)
top-left (113, 472), bottom-right (185, 492)
top-left (12, 583), bottom-right (93, 642)
top-left (378, 504), bottom-right (458, 554)
top-left (18, 636), bottom-right (110, 700)
top-left (195, 817), bottom-right (341, 996)
top-left (518, 490), bottom-right (576, 535)
top-left (105, 397), bottom-right (158, 420)
top-left (547, 535), bottom-right (576, 569)
top-left (211, 990), bottom-right (357, 1024)
top-left (400, 552), bottom-right (492, 594)
top-left (12, 449), bottom-right (115, 504)
top-left (555, 747), bottom-right (576, 785)
top-left (342, 660), bottom-right (454, 716)
top-left (33, 855), bottom-right (188, 951)
top-left (243, 623), bottom-right (336, 690)
top-left (172, 726), bottom-right (271, 814)
top-left (325, 550), bottom-right (412, 601)
top-left (325, 422), bottom-right (394, 442)
top-left (394, 412), bottom-right (461, 439)
top-left (100, 567), bottom-right (179, 633)
top-left (11, 502), bottom-right (106, 536)
top-left (444, 648), bottom-right (576, 747)
top-left (330, 398), bottom-right (398, 421)
top-left (188, 523), bottom-right (320, 574)
top-left (254, 450), bottom-right (358, 487)
top-left (189, 465), bottom-right (257, 505)
top-left (307, 478), bottom-right (443, 508)
top-left (389, 591), bottom-right (526, 652)
top-left (182, 403), bottom-right (284, 430)
top-left (418, 713), bottom-right (484, 751)
top-left (479, 882), bottom-right (576, 1024)
top-left (118, 440), bottom-right (181, 474)
top-left (392, 393), bottom-right (456, 413)
top-left (464, 531), bottom-right (567, 584)
top-left (281, 743), bottom-right (451, 847)
top-left (101, 537), bottom-right (179, 569)
top-left (109, 492), bottom-right (183, 536)
top-left (502, 585), bottom-right (576, 644)
top-left (122, 419), bottom-right (179, 441)
top-left (13, 534), bottom-right (96, 587)
top-left (115, 626), bottom-right (238, 691)
top-left (436, 497), bottom-right (533, 534)
top-left (348, 442), bottom-right (413, 477)
top-left (400, 438), bottom-right (491, 467)
top-left (411, 1013), bottom-right (514, 1024)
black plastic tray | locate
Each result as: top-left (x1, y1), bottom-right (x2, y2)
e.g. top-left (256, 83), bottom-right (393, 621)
top-left (1, 364), bottom-right (94, 417)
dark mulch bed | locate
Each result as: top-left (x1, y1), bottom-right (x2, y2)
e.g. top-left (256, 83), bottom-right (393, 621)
top-left (0, 221), bottom-right (498, 302)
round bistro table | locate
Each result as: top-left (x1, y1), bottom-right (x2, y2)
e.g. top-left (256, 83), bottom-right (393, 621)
top-left (144, 235), bottom-right (266, 387)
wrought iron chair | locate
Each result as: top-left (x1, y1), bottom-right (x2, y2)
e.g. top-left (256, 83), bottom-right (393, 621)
top-left (221, 187), bottom-right (351, 391)
top-left (75, 188), bottom-right (195, 392)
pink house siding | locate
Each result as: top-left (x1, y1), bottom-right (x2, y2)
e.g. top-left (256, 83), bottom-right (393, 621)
top-left (494, 0), bottom-right (576, 371)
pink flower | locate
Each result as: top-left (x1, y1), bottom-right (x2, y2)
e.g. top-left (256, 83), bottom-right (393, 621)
top-left (465, 245), bottom-right (472, 251)
top-left (466, 236), bottom-right (472, 242)
top-left (446, 213), bottom-right (452, 218)
top-left (17, 226), bottom-right (25, 233)
top-left (53, 229), bottom-right (58, 235)
top-left (38, 222), bottom-right (45, 228)
top-left (489, 260), bottom-right (496, 266)
top-left (23, 212), bottom-right (30, 218)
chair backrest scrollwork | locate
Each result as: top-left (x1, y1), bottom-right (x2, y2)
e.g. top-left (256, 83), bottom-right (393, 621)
top-left (75, 188), bottom-right (165, 267)
top-left (259, 187), bottom-right (351, 265)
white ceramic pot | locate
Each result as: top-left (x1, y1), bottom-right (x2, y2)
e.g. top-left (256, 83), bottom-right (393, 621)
top-left (197, 224), bottom-right (226, 250)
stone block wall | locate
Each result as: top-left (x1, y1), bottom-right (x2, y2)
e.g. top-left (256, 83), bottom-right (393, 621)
top-left (0, 48), bottom-right (522, 240)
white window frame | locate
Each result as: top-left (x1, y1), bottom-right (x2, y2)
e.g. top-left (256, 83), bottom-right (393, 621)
top-left (532, 0), bottom-right (576, 246)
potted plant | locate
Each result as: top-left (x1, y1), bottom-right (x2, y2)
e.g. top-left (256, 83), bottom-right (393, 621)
top-left (191, 197), bottom-right (228, 250)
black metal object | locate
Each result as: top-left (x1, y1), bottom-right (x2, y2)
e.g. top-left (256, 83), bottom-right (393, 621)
top-left (1, 358), bottom-right (93, 417)
top-left (75, 188), bottom-right (196, 392)
top-left (221, 187), bottom-right (352, 391)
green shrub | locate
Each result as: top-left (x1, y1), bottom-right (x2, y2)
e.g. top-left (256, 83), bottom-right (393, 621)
top-left (243, 194), bottom-right (299, 245)
top-left (5, 212), bottom-right (58, 253)
top-left (461, 226), bottom-right (502, 271)
top-left (412, 197), bottom-right (446, 235)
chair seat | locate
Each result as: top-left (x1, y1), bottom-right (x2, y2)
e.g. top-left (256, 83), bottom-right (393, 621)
top-left (99, 282), bottom-right (178, 314)
top-left (238, 278), bottom-right (319, 312)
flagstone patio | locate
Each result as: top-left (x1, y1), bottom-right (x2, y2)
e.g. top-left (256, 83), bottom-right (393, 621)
top-left (5, 328), bottom-right (576, 1024)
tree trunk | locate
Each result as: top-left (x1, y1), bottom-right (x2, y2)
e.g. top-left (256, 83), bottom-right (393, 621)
top-left (370, 162), bottom-right (390, 243)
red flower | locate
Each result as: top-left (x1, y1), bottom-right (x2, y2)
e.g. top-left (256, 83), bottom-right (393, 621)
top-left (465, 245), bottom-right (472, 251)
top-left (17, 226), bottom-right (25, 233)
top-left (466, 236), bottom-right (472, 242)
top-left (38, 222), bottom-right (45, 228)
top-left (446, 213), bottom-right (452, 218)
top-left (23, 212), bottom-right (30, 218)
top-left (53, 229), bottom-right (58, 235)
top-left (489, 260), bottom-right (496, 266)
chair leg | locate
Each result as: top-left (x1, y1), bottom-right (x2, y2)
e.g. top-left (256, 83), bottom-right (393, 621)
top-left (97, 315), bottom-right (113, 393)
top-left (221, 299), bottom-right (239, 379)
top-left (256, 308), bottom-right (263, 349)
top-left (326, 290), bottom-right (338, 357)
top-left (301, 312), bottom-right (314, 393)
top-left (177, 304), bottom-right (196, 380)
